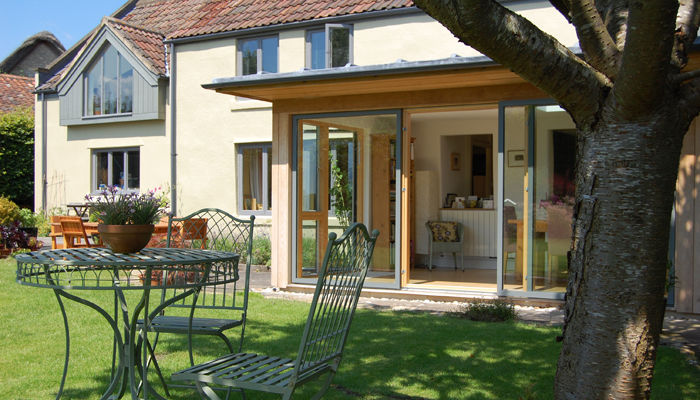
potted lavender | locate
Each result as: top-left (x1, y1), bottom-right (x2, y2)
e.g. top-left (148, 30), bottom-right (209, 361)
top-left (86, 187), bottom-right (168, 253)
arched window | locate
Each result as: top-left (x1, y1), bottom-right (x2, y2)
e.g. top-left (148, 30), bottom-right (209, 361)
top-left (85, 45), bottom-right (133, 116)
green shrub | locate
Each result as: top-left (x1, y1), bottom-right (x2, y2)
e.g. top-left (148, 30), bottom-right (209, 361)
top-left (0, 196), bottom-right (20, 226)
top-left (18, 209), bottom-right (50, 236)
top-left (251, 236), bottom-right (271, 267)
top-left (460, 299), bottom-right (517, 322)
top-left (0, 108), bottom-right (34, 207)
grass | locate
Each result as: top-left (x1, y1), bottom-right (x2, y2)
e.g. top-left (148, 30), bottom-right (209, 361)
top-left (1, 257), bottom-right (698, 399)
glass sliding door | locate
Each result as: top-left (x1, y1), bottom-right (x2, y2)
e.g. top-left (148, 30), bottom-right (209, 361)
top-left (293, 111), bottom-right (401, 288)
top-left (500, 102), bottom-right (575, 298)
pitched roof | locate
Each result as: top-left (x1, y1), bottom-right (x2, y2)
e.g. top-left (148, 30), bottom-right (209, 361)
top-left (0, 31), bottom-right (65, 75)
top-left (38, 0), bottom-right (416, 91)
top-left (0, 74), bottom-right (34, 113)
top-left (121, 0), bottom-right (414, 40)
top-left (105, 17), bottom-right (167, 75)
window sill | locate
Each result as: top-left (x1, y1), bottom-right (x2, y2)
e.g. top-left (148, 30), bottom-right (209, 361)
top-left (83, 112), bottom-right (133, 120)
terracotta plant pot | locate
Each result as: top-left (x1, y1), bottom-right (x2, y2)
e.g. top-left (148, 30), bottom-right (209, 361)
top-left (98, 224), bottom-right (155, 253)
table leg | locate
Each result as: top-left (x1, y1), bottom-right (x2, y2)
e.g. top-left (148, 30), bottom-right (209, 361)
top-left (52, 289), bottom-right (126, 400)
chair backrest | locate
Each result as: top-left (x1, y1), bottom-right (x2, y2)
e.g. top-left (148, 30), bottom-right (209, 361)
top-left (425, 221), bottom-right (463, 243)
top-left (162, 208), bottom-right (255, 311)
top-left (292, 223), bottom-right (379, 381)
top-left (59, 216), bottom-right (89, 240)
top-left (50, 216), bottom-right (64, 234)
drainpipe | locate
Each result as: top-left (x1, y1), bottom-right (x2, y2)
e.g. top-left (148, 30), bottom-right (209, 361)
top-left (41, 92), bottom-right (47, 212)
top-left (169, 43), bottom-right (177, 214)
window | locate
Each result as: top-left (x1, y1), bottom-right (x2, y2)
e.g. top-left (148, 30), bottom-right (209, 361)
top-left (93, 148), bottom-right (139, 192)
top-left (85, 45), bottom-right (133, 116)
top-left (237, 143), bottom-right (272, 215)
top-left (306, 24), bottom-right (353, 69)
top-left (238, 36), bottom-right (278, 75)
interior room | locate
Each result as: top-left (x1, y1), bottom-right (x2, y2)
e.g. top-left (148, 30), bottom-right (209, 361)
top-left (409, 107), bottom-right (499, 290)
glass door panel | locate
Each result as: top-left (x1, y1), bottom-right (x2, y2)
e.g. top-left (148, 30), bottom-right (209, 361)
top-left (294, 112), bottom-right (401, 288)
top-left (500, 103), bottom-right (575, 296)
top-left (532, 105), bottom-right (575, 292)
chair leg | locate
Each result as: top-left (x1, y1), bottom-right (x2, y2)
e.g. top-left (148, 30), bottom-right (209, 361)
top-left (216, 332), bottom-right (235, 353)
top-left (428, 247), bottom-right (433, 270)
top-left (197, 383), bottom-right (225, 400)
top-left (311, 371), bottom-right (336, 400)
top-left (452, 252), bottom-right (457, 270)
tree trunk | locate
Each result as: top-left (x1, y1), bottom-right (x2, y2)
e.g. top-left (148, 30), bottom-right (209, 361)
top-left (555, 108), bottom-right (686, 399)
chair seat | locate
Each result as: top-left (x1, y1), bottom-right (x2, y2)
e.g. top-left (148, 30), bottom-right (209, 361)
top-left (139, 315), bottom-right (242, 334)
top-left (172, 352), bottom-right (298, 393)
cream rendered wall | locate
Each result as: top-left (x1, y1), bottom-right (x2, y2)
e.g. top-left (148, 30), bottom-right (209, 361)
top-left (37, 95), bottom-right (169, 212)
top-left (354, 4), bottom-right (576, 65)
top-left (175, 39), bottom-right (274, 219)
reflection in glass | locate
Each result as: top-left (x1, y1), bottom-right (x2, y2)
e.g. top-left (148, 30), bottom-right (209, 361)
top-left (127, 151), bottom-right (139, 190)
top-left (329, 27), bottom-right (350, 67)
top-left (302, 124), bottom-right (319, 211)
top-left (241, 39), bottom-right (258, 76)
top-left (301, 220), bottom-right (318, 277)
top-left (96, 152), bottom-right (109, 189)
top-left (87, 59), bottom-right (102, 116)
top-left (103, 47), bottom-right (118, 115)
top-left (119, 54), bottom-right (133, 113)
top-left (242, 147), bottom-right (264, 211)
top-left (309, 30), bottom-right (325, 69)
top-left (112, 151), bottom-right (125, 188)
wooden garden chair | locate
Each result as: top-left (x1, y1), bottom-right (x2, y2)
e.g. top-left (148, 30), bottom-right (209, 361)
top-left (59, 216), bottom-right (100, 248)
top-left (171, 223), bottom-right (379, 400)
top-left (137, 208), bottom-right (255, 393)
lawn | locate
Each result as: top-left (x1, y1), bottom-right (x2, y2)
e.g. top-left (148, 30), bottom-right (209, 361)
top-left (1, 257), bottom-right (698, 399)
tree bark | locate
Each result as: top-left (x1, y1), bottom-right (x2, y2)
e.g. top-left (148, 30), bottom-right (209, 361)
top-left (556, 106), bottom-right (687, 399)
top-left (413, 0), bottom-right (700, 398)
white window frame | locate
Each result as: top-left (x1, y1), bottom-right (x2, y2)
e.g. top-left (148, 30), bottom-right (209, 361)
top-left (91, 147), bottom-right (140, 193)
top-left (236, 35), bottom-right (279, 75)
top-left (237, 143), bottom-right (272, 216)
top-left (305, 24), bottom-right (354, 69)
top-left (83, 45), bottom-right (133, 117)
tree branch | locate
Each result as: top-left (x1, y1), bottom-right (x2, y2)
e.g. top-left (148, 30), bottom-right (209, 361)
top-left (595, 0), bottom-right (630, 49)
top-left (413, 0), bottom-right (609, 125)
top-left (674, 69), bottom-right (700, 84)
top-left (672, 1), bottom-right (700, 70)
top-left (569, 0), bottom-right (621, 78)
top-left (549, 0), bottom-right (572, 22)
top-left (614, 0), bottom-right (678, 119)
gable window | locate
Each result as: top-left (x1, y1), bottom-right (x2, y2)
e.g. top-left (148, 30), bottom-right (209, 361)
top-left (238, 36), bottom-right (278, 75)
top-left (237, 143), bottom-right (272, 215)
top-left (306, 24), bottom-right (353, 69)
top-left (93, 148), bottom-right (139, 192)
top-left (85, 45), bottom-right (133, 116)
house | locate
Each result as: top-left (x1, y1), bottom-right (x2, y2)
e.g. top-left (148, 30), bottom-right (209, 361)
top-left (1, 31), bottom-right (64, 78)
top-left (34, 0), bottom-right (700, 314)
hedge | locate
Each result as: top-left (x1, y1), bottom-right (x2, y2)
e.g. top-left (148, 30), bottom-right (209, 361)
top-left (0, 107), bottom-right (34, 209)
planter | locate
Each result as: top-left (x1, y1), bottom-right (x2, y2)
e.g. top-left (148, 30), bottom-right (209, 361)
top-left (98, 224), bottom-right (154, 253)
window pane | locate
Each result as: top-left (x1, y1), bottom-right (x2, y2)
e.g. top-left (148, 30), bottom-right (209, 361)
top-left (242, 147), bottom-right (264, 210)
top-left (302, 125), bottom-right (319, 211)
top-left (300, 220), bottom-right (319, 277)
top-left (241, 39), bottom-right (258, 76)
top-left (96, 152), bottom-right (109, 190)
top-left (112, 151), bottom-right (125, 189)
top-left (87, 59), bottom-right (102, 115)
top-left (103, 47), bottom-right (118, 114)
top-left (309, 30), bottom-right (325, 69)
top-left (119, 54), bottom-right (133, 113)
top-left (266, 147), bottom-right (272, 210)
top-left (261, 37), bottom-right (278, 73)
top-left (329, 27), bottom-right (350, 67)
top-left (127, 150), bottom-right (139, 190)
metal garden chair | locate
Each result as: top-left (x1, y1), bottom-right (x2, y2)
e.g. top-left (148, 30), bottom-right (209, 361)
top-left (136, 208), bottom-right (255, 393)
top-left (171, 223), bottom-right (379, 400)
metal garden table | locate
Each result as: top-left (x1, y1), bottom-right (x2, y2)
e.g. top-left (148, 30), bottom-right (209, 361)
top-left (15, 247), bottom-right (240, 400)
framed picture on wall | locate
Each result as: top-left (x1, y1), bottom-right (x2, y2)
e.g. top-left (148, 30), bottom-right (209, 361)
top-left (450, 152), bottom-right (461, 170)
top-left (508, 150), bottom-right (525, 167)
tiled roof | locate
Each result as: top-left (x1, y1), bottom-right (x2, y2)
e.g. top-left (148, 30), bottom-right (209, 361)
top-left (105, 17), bottom-right (167, 75)
top-left (122, 0), bottom-right (415, 40)
top-left (0, 74), bottom-right (34, 113)
top-left (38, 0), bottom-right (416, 90)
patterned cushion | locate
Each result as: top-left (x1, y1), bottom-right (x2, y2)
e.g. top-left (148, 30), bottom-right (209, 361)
top-left (429, 221), bottom-right (459, 242)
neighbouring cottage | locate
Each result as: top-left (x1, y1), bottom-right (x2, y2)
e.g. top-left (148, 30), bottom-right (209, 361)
top-left (34, 0), bottom-right (700, 314)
